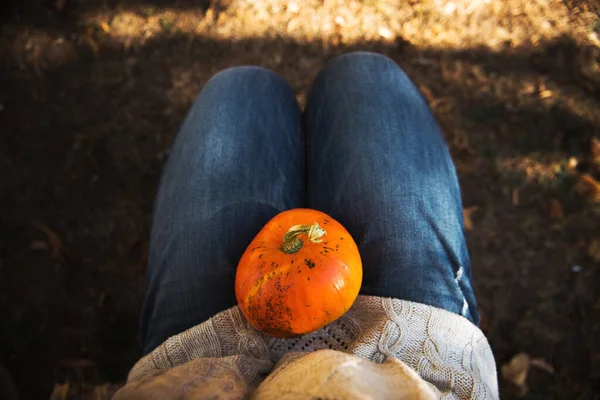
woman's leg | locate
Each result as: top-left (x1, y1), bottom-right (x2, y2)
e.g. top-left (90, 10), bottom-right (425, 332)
top-left (305, 52), bottom-right (479, 324)
top-left (140, 67), bottom-right (304, 354)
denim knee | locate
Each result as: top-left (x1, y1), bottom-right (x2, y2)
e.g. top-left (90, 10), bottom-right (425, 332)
top-left (202, 66), bottom-right (291, 97)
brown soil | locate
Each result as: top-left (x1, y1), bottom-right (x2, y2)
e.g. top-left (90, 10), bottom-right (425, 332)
top-left (1, 0), bottom-right (599, 398)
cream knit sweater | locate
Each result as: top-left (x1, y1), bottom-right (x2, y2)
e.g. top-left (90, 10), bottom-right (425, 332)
top-left (115, 296), bottom-right (498, 399)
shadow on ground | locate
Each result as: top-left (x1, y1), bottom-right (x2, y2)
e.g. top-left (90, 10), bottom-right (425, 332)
top-left (1, 2), bottom-right (599, 398)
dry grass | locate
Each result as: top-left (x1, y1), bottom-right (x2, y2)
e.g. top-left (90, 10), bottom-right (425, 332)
top-left (76, 0), bottom-right (597, 48)
top-left (1, 0), bottom-right (599, 399)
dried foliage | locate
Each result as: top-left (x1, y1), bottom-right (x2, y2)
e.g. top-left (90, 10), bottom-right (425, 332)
top-left (0, 0), bottom-right (599, 398)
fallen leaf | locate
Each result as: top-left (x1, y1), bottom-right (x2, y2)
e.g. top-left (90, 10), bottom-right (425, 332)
top-left (575, 174), bottom-right (600, 202)
top-left (501, 353), bottom-right (555, 397)
top-left (430, 97), bottom-right (455, 114)
top-left (512, 188), bottom-right (520, 206)
top-left (588, 239), bottom-right (600, 263)
top-left (50, 382), bottom-right (69, 400)
top-left (35, 223), bottom-right (66, 262)
top-left (548, 198), bottom-right (565, 220)
top-left (204, 8), bottom-right (215, 22)
top-left (530, 358), bottom-right (555, 374)
top-left (100, 21), bottom-right (111, 33)
top-left (501, 353), bottom-right (530, 389)
top-left (463, 206), bottom-right (478, 231)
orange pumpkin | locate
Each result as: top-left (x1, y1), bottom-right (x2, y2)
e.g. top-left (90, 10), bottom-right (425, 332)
top-left (235, 208), bottom-right (362, 338)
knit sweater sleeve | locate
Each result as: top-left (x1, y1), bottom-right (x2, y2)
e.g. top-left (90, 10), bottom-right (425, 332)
top-left (117, 296), bottom-right (498, 399)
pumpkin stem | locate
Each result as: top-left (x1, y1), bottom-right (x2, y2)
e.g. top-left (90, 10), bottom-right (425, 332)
top-left (281, 222), bottom-right (327, 254)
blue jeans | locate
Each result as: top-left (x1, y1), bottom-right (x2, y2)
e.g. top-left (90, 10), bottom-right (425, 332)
top-left (140, 52), bottom-right (480, 355)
